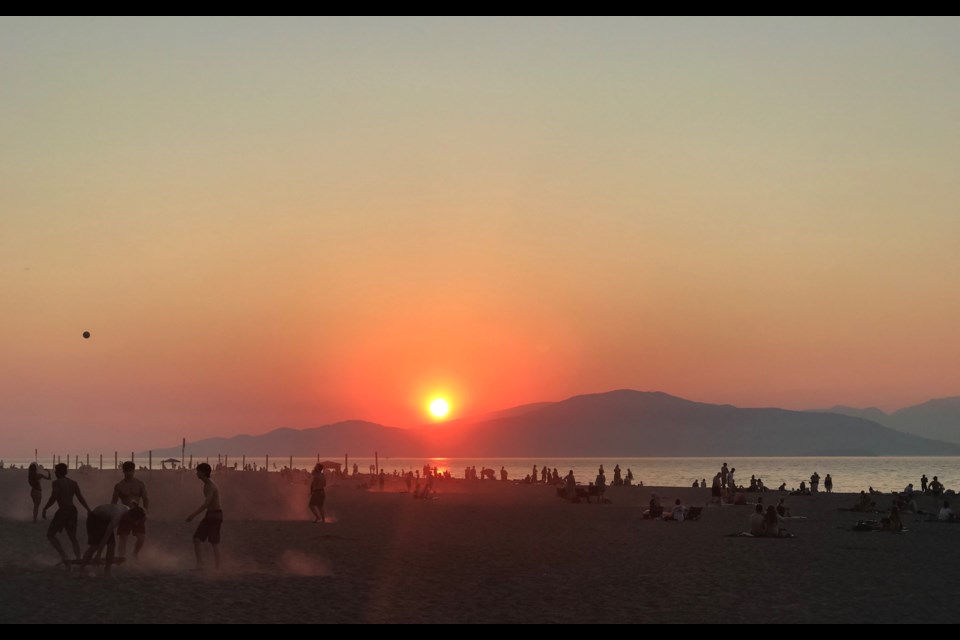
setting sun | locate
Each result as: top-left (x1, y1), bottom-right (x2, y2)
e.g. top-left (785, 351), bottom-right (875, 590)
top-left (429, 398), bottom-right (451, 419)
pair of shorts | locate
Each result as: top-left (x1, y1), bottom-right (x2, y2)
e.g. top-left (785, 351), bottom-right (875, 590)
top-left (309, 490), bottom-right (326, 508)
top-left (194, 511), bottom-right (223, 544)
top-left (48, 506), bottom-right (78, 538)
top-left (117, 506), bottom-right (147, 537)
top-left (86, 512), bottom-right (115, 547)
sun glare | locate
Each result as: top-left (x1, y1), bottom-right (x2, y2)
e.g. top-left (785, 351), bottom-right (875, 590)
top-left (429, 398), bottom-right (451, 419)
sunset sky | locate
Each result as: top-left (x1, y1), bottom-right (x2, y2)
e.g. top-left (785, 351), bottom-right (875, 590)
top-left (2, 17), bottom-right (960, 454)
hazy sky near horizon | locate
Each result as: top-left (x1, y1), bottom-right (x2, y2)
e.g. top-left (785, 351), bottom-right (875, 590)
top-left (2, 17), bottom-right (960, 454)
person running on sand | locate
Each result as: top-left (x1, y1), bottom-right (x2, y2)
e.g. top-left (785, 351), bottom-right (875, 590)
top-left (824, 474), bottom-right (833, 493)
top-left (186, 463), bottom-right (222, 571)
top-left (42, 464), bottom-right (91, 566)
top-left (28, 463), bottom-right (51, 524)
top-left (112, 461), bottom-right (150, 561)
top-left (309, 464), bottom-right (326, 523)
top-left (80, 503), bottom-right (140, 576)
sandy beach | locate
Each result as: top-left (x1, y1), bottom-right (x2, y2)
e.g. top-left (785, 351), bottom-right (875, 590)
top-left (0, 469), bottom-right (957, 624)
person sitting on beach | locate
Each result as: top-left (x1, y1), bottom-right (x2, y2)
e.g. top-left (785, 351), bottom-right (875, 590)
top-left (42, 464), bottom-right (91, 566)
top-left (939, 501), bottom-right (955, 522)
top-left (930, 477), bottom-right (945, 497)
top-left (749, 504), bottom-right (765, 536)
top-left (671, 499), bottom-right (687, 522)
top-left (648, 494), bottom-right (663, 519)
top-left (881, 505), bottom-right (903, 532)
top-left (564, 471), bottom-right (577, 502)
top-left (757, 478), bottom-right (766, 492)
top-left (700, 479), bottom-right (706, 489)
top-left (824, 474), bottom-right (834, 493)
top-left (764, 506), bottom-right (786, 538)
top-left (902, 483), bottom-right (915, 499)
top-left (799, 481), bottom-right (808, 495)
top-left (692, 480), bottom-right (699, 488)
top-left (776, 498), bottom-right (791, 518)
top-left (777, 483), bottom-right (787, 492)
top-left (749, 476), bottom-right (758, 492)
top-left (854, 491), bottom-right (875, 513)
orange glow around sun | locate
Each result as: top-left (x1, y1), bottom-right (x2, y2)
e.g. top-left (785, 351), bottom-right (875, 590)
top-left (429, 398), bottom-right (451, 420)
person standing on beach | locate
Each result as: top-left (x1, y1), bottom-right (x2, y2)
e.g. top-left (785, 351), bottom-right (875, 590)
top-left (921, 474), bottom-right (929, 494)
top-left (595, 469), bottom-right (607, 503)
top-left (42, 463), bottom-right (91, 566)
top-left (186, 463), bottom-right (222, 571)
top-left (711, 473), bottom-right (723, 506)
top-left (824, 474), bottom-right (833, 493)
top-left (564, 470), bottom-right (577, 502)
top-left (720, 463), bottom-right (729, 489)
top-left (810, 472), bottom-right (821, 494)
top-left (112, 461), bottom-right (150, 561)
top-left (613, 465), bottom-right (622, 487)
top-left (309, 464), bottom-right (326, 523)
top-left (727, 468), bottom-right (736, 492)
top-left (28, 463), bottom-right (51, 523)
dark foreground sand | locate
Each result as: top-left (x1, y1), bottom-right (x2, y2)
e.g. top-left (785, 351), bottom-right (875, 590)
top-left (0, 470), bottom-right (957, 623)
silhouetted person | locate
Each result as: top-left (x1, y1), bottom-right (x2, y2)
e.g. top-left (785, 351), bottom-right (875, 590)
top-left (500, 466), bottom-right (508, 481)
top-left (881, 505), bottom-right (903, 532)
top-left (595, 471), bottom-right (607, 502)
top-left (186, 463), bottom-right (222, 571)
top-left (711, 473), bottom-right (723, 506)
top-left (112, 461), bottom-right (150, 561)
top-left (671, 499), bottom-right (686, 522)
top-left (930, 476), bottom-right (944, 497)
top-left (564, 470), bottom-right (577, 502)
top-left (776, 498), bottom-right (790, 518)
top-left (42, 464), bottom-right (90, 565)
top-left (649, 494), bottom-right (663, 519)
top-left (749, 504), bottom-right (765, 536)
top-left (613, 465), bottom-right (622, 487)
top-left (625, 469), bottom-right (634, 486)
top-left (720, 463), bottom-right (729, 489)
top-left (28, 463), bottom-right (50, 523)
top-left (764, 505), bottom-right (784, 537)
top-left (80, 503), bottom-right (142, 576)
top-left (700, 479), bottom-right (707, 489)
top-left (824, 474), bottom-right (833, 493)
top-left (749, 475), bottom-right (758, 492)
top-left (939, 500), bottom-right (954, 522)
top-left (310, 464), bottom-right (326, 523)
top-left (552, 469), bottom-right (560, 484)
top-left (810, 472), bottom-right (820, 494)
top-left (378, 470), bottom-right (386, 491)
top-left (728, 468), bottom-right (736, 491)
top-left (854, 491), bottom-right (874, 512)
top-left (532, 465), bottom-right (538, 484)
top-left (921, 474), bottom-right (929, 494)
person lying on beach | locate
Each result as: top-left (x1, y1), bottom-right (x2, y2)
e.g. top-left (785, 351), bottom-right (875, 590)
top-left (938, 501), bottom-right (954, 522)
top-left (79, 503), bottom-right (142, 576)
top-left (42, 464), bottom-right (91, 566)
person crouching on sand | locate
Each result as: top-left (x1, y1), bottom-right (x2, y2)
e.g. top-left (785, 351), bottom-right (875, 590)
top-left (80, 503), bottom-right (143, 576)
top-left (186, 463), bottom-right (222, 570)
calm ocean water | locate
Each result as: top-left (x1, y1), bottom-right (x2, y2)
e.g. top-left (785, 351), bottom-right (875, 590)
top-left (4, 455), bottom-right (957, 494)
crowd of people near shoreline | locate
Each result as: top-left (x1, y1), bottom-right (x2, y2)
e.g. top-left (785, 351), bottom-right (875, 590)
top-left (8, 457), bottom-right (959, 575)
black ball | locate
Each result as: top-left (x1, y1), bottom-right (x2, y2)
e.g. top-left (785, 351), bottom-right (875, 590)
top-left (82, 331), bottom-right (91, 339)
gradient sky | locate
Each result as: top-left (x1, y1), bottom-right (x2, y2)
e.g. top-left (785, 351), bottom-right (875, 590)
top-left (2, 17), bottom-right (960, 454)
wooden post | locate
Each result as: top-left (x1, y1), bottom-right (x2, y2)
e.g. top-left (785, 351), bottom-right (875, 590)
top-left (86, 454), bottom-right (90, 468)
top-left (34, 449), bottom-right (37, 464)
top-left (181, 438), bottom-right (186, 472)
top-left (149, 451), bottom-right (152, 474)
top-left (99, 454), bottom-right (103, 471)
top-left (67, 454), bottom-right (70, 469)
top-left (375, 451), bottom-right (379, 477)
top-left (266, 454), bottom-right (269, 471)
top-left (114, 452), bottom-right (118, 471)
top-left (289, 455), bottom-right (293, 471)
top-left (225, 455), bottom-right (229, 469)
top-left (131, 452), bottom-right (135, 465)
top-left (242, 455), bottom-right (246, 470)
top-left (189, 454), bottom-right (193, 469)
top-left (345, 454), bottom-right (348, 477)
